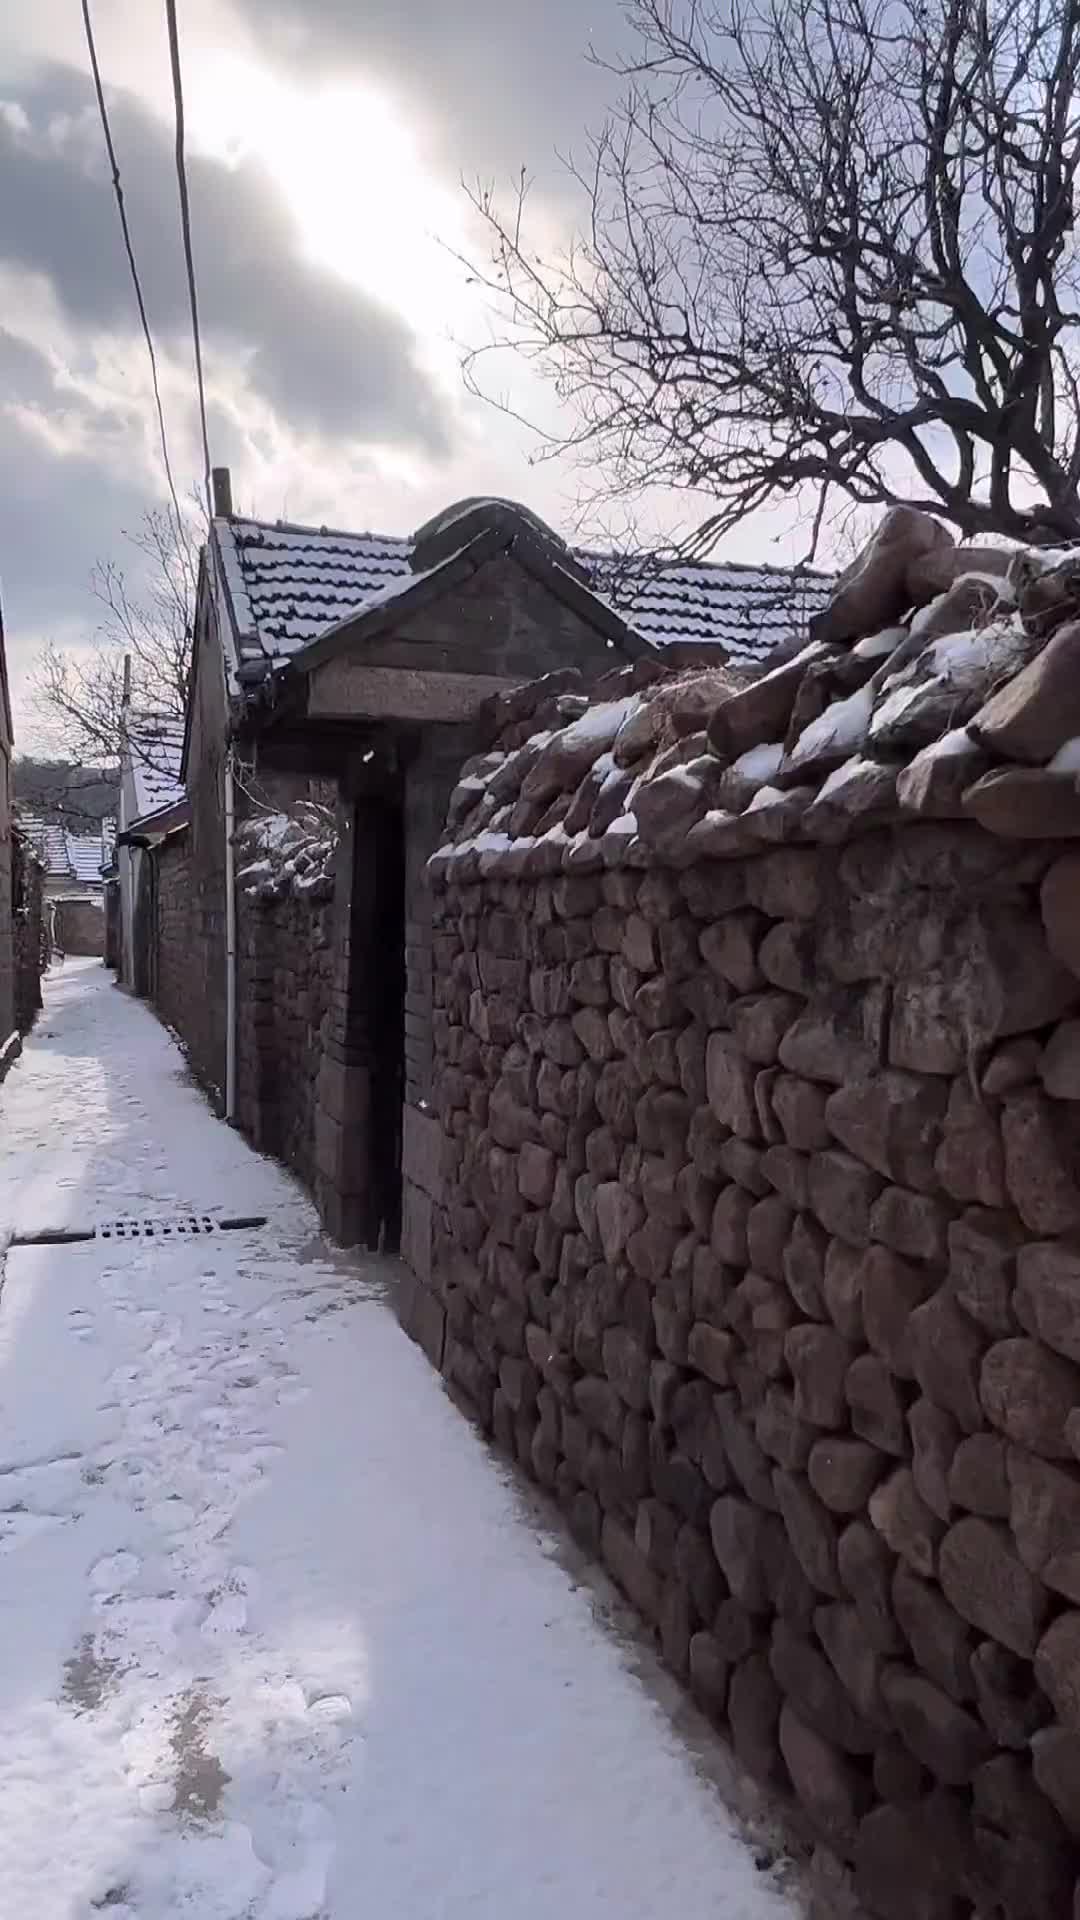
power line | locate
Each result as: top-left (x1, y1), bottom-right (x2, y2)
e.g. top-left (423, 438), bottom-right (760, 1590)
top-left (164, 0), bottom-right (213, 522)
top-left (80, 0), bottom-right (190, 554)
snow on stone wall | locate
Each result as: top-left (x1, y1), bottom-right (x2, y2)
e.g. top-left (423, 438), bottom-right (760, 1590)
top-left (403, 511), bottom-right (1080, 1920)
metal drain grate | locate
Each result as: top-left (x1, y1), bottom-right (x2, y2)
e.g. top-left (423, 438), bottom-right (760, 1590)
top-left (99, 1215), bottom-right (216, 1240)
top-left (10, 1214), bottom-right (267, 1248)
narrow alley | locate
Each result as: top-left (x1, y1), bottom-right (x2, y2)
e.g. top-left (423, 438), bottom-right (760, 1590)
top-left (0, 960), bottom-right (800, 1920)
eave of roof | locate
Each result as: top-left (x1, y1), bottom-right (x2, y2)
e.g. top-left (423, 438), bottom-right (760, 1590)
top-left (285, 524), bottom-right (651, 678)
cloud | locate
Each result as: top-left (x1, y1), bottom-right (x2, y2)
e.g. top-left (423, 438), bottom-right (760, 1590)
top-left (0, 63), bottom-right (453, 452)
top-left (225, 0), bottom-right (630, 190)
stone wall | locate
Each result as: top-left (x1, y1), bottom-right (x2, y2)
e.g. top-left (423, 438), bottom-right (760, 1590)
top-left (235, 881), bottom-right (334, 1191)
top-left (55, 896), bottom-right (105, 957)
top-left (405, 629), bottom-right (1080, 1919)
top-left (153, 834), bottom-right (195, 1045)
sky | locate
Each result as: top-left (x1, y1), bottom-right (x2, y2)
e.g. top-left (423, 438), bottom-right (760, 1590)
top-left (0, 0), bottom-right (812, 746)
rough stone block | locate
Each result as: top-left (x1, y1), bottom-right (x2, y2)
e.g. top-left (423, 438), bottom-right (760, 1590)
top-left (781, 1211), bottom-right (828, 1320)
top-left (980, 1337), bottom-right (1080, 1459)
top-left (935, 1077), bottom-right (1006, 1207)
top-left (837, 1518), bottom-right (904, 1656)
top-left (699, 911), bottom-right (765, 994)
top-left (846, 1353), bottom-right (909, 1456)
top-left (756, 1387), bottom-right (815, 1472)
top-left (825, 1071), bottom-right (946, 1190)
top-left (823, 1239), bottom-right (865, 1341)
top-left (1015, 1239), bottom-right (1080, 1366)
top-left (854, 1794), bottom-right (974, 1920)
top-left (709, 1496), bottom-right (775, 1614)
top-left (769, 1619), bottom-right (877, 1753)
top-left (947, 1432), bottom-right (1010, 1519)
top-left (808, 1151), bottom-right (884, 1246)
top-left (892, 1563), bottom-right (973, 1701)
top-left (861, 1244), bottom-right (935, 1380)
top-left (881, 1664), bottom-right (990, 1785)
top-left (773, 1467), bottom-right (844, 1596)
top-left (815, 1599), bottom-right (886, 1726)
top-left (870, 1468), bottom-right (943, 1579)
top-left (779, 1704), bottom-right (867, 1848)
top-left (785, 1323), bottom-right (853, 1429)
top-left (688, 1630), bottom-right (729, 1717)
top-left (870, 1185), bottom-right (951, 1263)
top-left (939, 1516), bottom-right (1050, 1657)
top-left (972, 1638), bottom-right (1050, 1750)
top-left (771, 1072), bottom-right (831, 1152)
top-left (808, 1437), bottom-right (885, 1515)
top-left (909, 1398), bottom-right (958, 1524)
top-left (1007, 1445), bottom-right (1080, 1604)
top-left (1034, 1611), bottom-right (1080, 1732)
top-left (687, 1321), bottom-right (735, 1387)
top-left (705, 1032), bottom-right (760, 1139)
top-left (1032, 1725), bottom-right (1080, 1838)
top-left (728, 1652), bottom-right (783, 1784)
top-left (601, 1514), bottom-right (662, 1624)
top-left (761, 1144), bottom-right (811, 1211)
top-left (1001, 1088), bottom-right (1080, 1234)
top-left (947, 1207), bottom-right (1022, 1336)
top-left (908, 1289), bottom-right (985, 1433)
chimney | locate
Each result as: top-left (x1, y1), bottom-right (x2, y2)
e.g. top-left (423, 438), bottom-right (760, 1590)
top-left (212, 467), bottom-right (234, 518)
top-left (122, 654), bottom-right (131, 705)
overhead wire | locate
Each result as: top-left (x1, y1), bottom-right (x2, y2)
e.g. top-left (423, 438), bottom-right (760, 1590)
top-left (163, 0), bottom-right (213, 521)
top-left (80, 0), bottom-right (191, 559)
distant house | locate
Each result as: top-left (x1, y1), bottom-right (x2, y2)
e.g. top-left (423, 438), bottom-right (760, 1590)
top-left (114, 709), bottom-right (187, 995)
top-left (130, 477), bottom-right (828, 1245)
top-left (17, 816), bottom-right (115, 956)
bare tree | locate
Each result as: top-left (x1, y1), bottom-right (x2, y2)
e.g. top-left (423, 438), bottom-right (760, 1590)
top-left (31, 506), bottom-right (198, 769)
top-left (465, 0), bottom-right (1080, 553)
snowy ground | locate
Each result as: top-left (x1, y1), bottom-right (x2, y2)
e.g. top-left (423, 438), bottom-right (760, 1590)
top-left (0, 959), bottom-right (802, 1920)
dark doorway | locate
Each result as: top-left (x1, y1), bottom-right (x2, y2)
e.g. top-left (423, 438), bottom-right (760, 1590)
top-left (368, 792), bottom-right (405, 1252)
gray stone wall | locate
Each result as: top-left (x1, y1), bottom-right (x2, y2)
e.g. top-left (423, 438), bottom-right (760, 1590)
top-left (407, 819), bottom-right (1080, 1920)
top-left (154, 834), bottom-right (194, 1041)
top-left (235, 882), bottom-right (334, 1191)
top-left (55, 897), bottom-right (105, 957)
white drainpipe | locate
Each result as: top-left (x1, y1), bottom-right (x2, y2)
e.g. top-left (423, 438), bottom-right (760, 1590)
top-left (224, 747), bottom-right (237, 1123)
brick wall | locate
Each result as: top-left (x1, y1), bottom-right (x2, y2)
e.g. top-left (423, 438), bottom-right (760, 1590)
top-left (401, 675), bottom-right (1080, 1918)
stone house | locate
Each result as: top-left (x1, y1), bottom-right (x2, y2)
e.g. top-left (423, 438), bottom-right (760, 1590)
top-left (138, 475), bottom-right (824, 1247)
top-left (17, 817), bottom-right (115, 957)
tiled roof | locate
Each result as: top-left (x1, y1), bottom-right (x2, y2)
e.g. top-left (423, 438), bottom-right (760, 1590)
top-left (215, 516), bottom-right (830, 679)
top-left (126, 711), bottom-right (186, 821)
top-left (17, 817), bottom-right (112, 884)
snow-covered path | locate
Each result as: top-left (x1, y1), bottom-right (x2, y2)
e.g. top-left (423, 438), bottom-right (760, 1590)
top-left (0, 960), bottom-right (799, 1920)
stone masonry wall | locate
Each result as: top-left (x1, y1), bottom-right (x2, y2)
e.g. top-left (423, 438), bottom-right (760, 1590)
top-left (55, 896), bottom-right (105, 957)
top-left (418, 820), bottom-right (1080, 1917)
top-left (235, 882), bottom-right (333, 1192)
top-left (153, 834), bottom-right (195, 1045)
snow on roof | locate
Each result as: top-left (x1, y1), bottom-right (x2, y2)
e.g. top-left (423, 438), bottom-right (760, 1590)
top-left (17, 817), bottom-right (112, 884)
top-left (214, 515), bottom-right (830, 679)
top-left (126, 711), bottom-right (186, 820)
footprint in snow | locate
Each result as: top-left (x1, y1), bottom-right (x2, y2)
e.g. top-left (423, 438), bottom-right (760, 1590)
top-left (90, 1549), bottom-right (140, 1592)
top-left (0, 1508), bottom-right (76, 1553)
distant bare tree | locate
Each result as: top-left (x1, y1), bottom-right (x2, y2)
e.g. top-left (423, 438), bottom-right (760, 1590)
top-left (31, 505), bottom-right (198, 768)
top-left (465, 0), bottom-right (1080, 553)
